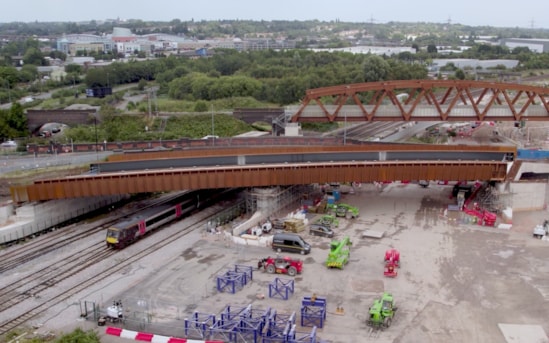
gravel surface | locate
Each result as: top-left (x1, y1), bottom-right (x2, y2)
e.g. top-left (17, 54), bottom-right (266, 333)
top-left (2, 183), bottom-right (549, 343)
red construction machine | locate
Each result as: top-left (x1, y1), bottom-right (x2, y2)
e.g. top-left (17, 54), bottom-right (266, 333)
top-left (258, 256), bottom-right (303, 276)
top-left (384, 248), bottom-right (400, 277)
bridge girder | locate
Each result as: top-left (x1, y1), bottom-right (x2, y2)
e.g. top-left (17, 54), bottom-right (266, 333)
top-left (290, 80), bottom-right (549, 123)
top-left (11, 160), bottom-right (508, 202)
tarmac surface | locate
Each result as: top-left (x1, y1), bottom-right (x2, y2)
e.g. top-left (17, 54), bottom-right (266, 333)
top-left (26, 182), bottom-right (549, 343)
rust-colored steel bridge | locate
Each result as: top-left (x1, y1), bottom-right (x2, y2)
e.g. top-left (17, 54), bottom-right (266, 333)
top-left (290, 80), bottom-right (549, 123)
top-left (14, 79), bottom-right (546, 203)
top-left (11, 144), bottom-right (515, 202)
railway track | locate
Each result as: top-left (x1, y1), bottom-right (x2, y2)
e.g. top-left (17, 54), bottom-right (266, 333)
top-left (0, 191), bottom-right (190, 273)
top-left (0, 204), bottom-right (218, 335)
top-left (0, 189), bottom-right (239, 336)
top-left (0, 243), bottom-right (114, 312)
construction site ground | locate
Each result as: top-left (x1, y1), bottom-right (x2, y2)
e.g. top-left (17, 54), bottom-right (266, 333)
top-left (32, 182), bottom-right (549, 343)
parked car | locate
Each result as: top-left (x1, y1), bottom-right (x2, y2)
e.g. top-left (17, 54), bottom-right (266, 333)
top-left (1, 140), bottom-right (17, 148)
top-left (309, 224), bottom-right (334, 238)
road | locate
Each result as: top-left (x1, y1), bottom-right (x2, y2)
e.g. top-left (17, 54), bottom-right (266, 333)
top-left (0, 151), bottom-right (112, 175)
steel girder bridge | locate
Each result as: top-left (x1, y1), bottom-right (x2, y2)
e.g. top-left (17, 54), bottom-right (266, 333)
top-left (289, 80), bottom-right (549, 123)
top-left (11, 145), bottom-right (514, 202)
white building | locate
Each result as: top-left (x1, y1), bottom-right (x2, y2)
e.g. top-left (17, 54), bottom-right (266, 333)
top-left (500, 38), bottom-right (549, 53)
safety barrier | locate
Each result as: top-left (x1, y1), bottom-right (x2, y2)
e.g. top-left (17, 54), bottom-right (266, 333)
top-left (105, 326), bottom-right (223, 342)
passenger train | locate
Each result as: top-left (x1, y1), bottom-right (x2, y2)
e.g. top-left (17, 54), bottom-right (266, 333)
top-left (106, 191), bottom-right (204, 248)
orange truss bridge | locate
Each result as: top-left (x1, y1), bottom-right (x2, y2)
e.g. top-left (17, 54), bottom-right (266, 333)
top-left (290, 80), bottom-right (549, 123)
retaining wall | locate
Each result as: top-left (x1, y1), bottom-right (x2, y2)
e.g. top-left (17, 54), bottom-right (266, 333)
top-left (0, 195), bottom-right (127, 244)
top-left (508, 182), bottom-right (548, 211)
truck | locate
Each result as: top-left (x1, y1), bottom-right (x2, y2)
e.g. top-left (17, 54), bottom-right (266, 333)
top-left (533, 220), bottom-right (549, 239)
top-left (325, 236), bottom-right (352, 269)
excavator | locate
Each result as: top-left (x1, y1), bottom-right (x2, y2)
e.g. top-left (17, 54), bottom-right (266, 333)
top-left (325, 236), bottom-right (352, 269)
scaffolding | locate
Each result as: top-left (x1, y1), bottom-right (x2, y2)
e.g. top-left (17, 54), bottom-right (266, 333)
top-left (475, 183), bottom-right (511, 214)
top-left (246, 186), bottom-right (311, 215)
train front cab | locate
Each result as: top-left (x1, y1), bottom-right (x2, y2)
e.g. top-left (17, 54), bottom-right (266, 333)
top-left (106, 221), bottom-right (143, 248)
top-left (106, 227), bottom-right (121, 248)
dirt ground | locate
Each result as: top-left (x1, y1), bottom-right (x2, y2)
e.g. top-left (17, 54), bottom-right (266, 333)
top-left (19, 182), bottom-right (549, 343)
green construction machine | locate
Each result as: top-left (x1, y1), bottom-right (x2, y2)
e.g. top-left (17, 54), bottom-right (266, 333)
top-left (315, 214), bottom-right (339, 228)
top-left (325, 236), bottom-right (352, 269)
top-left (334, 203), bottom-right (359, 219)
top-left (367, 292), bottom-right (397, 329)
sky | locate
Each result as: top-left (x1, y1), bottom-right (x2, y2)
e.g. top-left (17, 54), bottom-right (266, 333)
top-left (2, 0), bottom-right (548, 29)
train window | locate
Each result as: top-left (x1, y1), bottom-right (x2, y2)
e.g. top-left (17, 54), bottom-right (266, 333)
top-left (106, 229), bottom-right (119, 238)
top-left (145, 208), bottom-right (176, 227)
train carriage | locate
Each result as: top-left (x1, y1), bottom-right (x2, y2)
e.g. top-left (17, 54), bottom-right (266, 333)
top-left (106, 198), bottom-right (194, 248)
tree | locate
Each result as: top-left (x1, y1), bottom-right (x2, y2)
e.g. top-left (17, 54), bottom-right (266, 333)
top-left (454, 69), bottom-right (466, 80)
top-left (194, 100), bottom-right (208, 112)
top-left (100, 105), bottom-right (120, 141)
top-left (19, 64), bottom-right (38, 82)
top-left (85, 68), bottom-right (109, 88)
top-left (49, 50), bottom-right (67, 61)
top-left (7, 103), bottom-right (27, 135)
top-left (65, 64), bottom-right (83, 74)
top-left (362, 55), bottom-right (390, 82)
top-left (137, 78), bottom-right (147, 91)
top-left (0, 66), bottom-right (18, 86)
top-left (23, 47), bottom-right (46, 66)
top-left (427, 44), bottom-right (438, 54)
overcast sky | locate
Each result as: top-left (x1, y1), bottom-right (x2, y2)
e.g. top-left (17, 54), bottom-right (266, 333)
top-left (2, 0), bottom-right (548, 29)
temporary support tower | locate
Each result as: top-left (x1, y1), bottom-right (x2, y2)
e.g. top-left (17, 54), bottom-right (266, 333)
top-left (300, 296), bottom-right (327, 328)
top-left (269, 278), bottom-right (295, 300)
top-left (263, 309), bottom-right (296, 341)
top-left (289, 325), bottom-right (317, 343)
top-left (184, 312), bottom-right (216, 339)
top-left (235, 264), bottom-right (254, 281)
top-left (208, 304), bottom-right (270, 343)
top-left (216, 264), bottom-right (253, 293)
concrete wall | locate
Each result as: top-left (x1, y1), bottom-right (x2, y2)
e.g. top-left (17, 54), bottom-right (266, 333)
top-left (0, 195), bottom-right (127, 244)
top-left (516, 161), bottom-right (549, 180)
top-left (232, 211), bottom-right (267, 236)
top-left (0, 201), bottom-right (13, 225)
top-left (509, 182), bottom-right (548, 211)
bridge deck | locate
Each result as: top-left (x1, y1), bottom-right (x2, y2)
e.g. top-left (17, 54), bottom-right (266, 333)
top-left (11, 144), bottom-right (513, 202)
